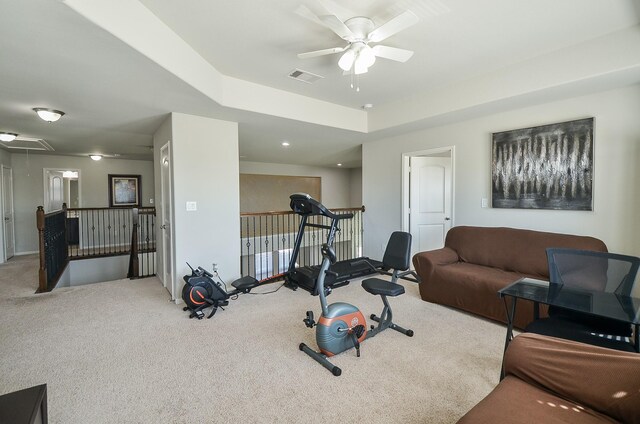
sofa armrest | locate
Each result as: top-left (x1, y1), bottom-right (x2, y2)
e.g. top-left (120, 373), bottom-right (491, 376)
top-left (504, 333), bottom-right (640, 424)
top-left (412, 247), bottom-right (459, 282)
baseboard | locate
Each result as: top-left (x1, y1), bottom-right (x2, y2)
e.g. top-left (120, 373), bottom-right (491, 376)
top-left (15, 251), bottom-right (39, 256)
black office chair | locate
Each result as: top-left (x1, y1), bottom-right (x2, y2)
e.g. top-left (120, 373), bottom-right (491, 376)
top-left (525, 248), bottom-right (640, 352)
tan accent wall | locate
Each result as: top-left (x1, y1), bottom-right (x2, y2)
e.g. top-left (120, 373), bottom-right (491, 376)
top-left (240, 174), bottom-right (321, 213)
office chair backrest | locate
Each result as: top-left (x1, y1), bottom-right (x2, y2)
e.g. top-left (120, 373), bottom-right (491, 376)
top-left (383, 232), bottom-right (412, 271)
top-left (546, 248), bottom-right (640, 295)
top-left (545, 248), bottom-right (640, 336)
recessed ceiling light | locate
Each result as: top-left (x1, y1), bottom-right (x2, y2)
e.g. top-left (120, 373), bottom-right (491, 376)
top-left (33, 108), bottom-right (65, 123)
top-left (362, 104), bottom-right (373, 110)
top-left (337, 163), bottom-right (342, 167)
top-left (281, 141), bottom-right (290, 147)
top-left (0, 132), bottom-right (18, 142)
top-left (89, 154), bottom-right (102, 161)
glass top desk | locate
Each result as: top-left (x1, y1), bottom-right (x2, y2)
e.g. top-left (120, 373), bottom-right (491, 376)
top-left (498, 277), bottom-right (640, 376)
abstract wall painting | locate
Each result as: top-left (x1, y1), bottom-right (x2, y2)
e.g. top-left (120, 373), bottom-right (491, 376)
top-left (491, 118), bottom-right (594, 210)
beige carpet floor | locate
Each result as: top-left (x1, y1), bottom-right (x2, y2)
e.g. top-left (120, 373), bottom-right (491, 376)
top-left (0, 256), bottom-right (507, 423)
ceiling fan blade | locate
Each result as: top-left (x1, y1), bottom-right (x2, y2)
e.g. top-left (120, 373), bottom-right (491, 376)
top-left (372, 45), bottom-right (414, 62)
top-left (294, 5), bottom-right (325, 27)
top-left (319, 14), bottom-right (355, 40)
top-left (367, 10), bottom-right (419, 43)
top-left (317, 0), bottom-right (356, 21)
top-left (298, 47), bottom-right (346, 59)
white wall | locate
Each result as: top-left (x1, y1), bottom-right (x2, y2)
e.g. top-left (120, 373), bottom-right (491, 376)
top-left (0, 148), bottom-right (10, 166)
top-left (349, 167), bottom-right (362, 207)
top-left (239, 161), bottom-right (355, 208)
top-left (11, 153), bottom-right (154, 253)
top-left (170, 113), bottom-right (240, 294)
top-left (59, 256), bottom-right (129, 287)
top-left (363, 85), bottom-right (640, 259)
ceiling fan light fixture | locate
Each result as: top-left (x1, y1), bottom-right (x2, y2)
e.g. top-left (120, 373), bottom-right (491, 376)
top-left (354, 60), bottom-right (369, 75)
top-left (338, 49), bottom-right (356, 71)
top-left (89, 154), bottom-right (103, 161)
top-left (0, 132), bottom-right (18, 142)
top-left (358, 45), bottom-right (376, 68)
top-left (33, 108), bottom-right (65, 123)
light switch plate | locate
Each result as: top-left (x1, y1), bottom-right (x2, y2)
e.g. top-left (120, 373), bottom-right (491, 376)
top-left (481, 198), bottom-right (488, 208)
top-left (186, 201), bottom-right (197, 211)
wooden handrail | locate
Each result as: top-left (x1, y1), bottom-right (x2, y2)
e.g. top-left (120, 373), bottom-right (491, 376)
top-left (240, 205), bottom-right (365, 217)
top-left (67, 207), bottom-right (156, 212)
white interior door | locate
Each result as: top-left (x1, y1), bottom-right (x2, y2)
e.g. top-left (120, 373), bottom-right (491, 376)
top-left (409, 156), bottom-right (452, 258)
top-left (44, 169), bottom-right (65, 212)
top-left (1, 166), bottom-right (15, 260)
top-left (160, 143), bottom-right (174, 299)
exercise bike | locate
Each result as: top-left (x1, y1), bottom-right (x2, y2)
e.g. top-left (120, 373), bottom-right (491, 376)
top-left (299, 202), bottom-right (415, 376)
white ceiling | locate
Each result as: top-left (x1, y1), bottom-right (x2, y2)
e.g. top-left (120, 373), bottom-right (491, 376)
top-left (1, 0), bottom-right (639, 167)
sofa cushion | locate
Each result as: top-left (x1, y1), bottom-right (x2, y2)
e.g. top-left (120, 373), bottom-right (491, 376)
top-left (457, 376), bottom-right (615, 424)
top-left (445, 226), bottom-right (607, 278)
top-left (423, 262), bottom-right (545, 328)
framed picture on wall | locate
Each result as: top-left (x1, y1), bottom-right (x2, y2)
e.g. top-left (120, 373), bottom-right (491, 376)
top-left (108, 174), bottom-right (141, 207)
top-left (491, 117), bottom-right (594, 210)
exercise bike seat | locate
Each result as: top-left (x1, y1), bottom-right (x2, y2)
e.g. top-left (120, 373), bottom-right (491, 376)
top-left (361, 278), bottom-right (405, 297)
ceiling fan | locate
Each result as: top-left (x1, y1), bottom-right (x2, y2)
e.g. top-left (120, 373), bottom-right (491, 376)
top-left (296, 2), bottom-right (419, 75)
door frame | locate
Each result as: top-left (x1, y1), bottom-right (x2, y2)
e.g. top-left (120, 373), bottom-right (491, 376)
top-left (401, 146), bottom-right (456, 235)
top-left (42, 168), bottom-right (82, 211)
top-left (1, 165), bottom-right (15, 263)
top-left (160, 141), bottom-right (175, 300)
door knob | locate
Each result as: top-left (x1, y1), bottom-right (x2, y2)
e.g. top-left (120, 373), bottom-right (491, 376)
top-left (160, 224), bottom-right (167, 229)
top-left (444, 217), bottom-right (451, 221)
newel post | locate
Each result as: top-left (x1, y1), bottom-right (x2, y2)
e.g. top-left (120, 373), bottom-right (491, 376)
top-left (128, 208), bottom-right (140, 278)
top-left (36, 206), bottom-right (46, 293)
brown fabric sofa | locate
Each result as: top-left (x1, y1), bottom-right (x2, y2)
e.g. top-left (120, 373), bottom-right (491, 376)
top-left (457, 333), bottom-right (640, 424)
top-left (412, 226), bottom-right (607, 328)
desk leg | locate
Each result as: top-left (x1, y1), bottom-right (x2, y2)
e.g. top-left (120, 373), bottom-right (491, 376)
top-left (634, 324), bottom-right (639, 353)
top-left (500, 296), bottom-right (517, 381)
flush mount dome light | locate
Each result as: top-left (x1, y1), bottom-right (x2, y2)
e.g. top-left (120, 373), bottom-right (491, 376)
top-left (281, 141), bottom-right (290, 147)
top-left (0, 132), bottom-right (18, 142)
top-left (89, 154), bottom-right (102, 161)
top-left (33, 108), bottom-right (65, 123)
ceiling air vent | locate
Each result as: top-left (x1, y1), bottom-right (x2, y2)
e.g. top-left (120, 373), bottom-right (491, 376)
top-left (288, 69), bottom-right (324, 84)
top-left (0, 137), bottom-right (54, 151)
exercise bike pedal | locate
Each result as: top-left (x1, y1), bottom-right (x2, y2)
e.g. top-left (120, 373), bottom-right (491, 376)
top-left (303, 310), bottom-right (316, 328)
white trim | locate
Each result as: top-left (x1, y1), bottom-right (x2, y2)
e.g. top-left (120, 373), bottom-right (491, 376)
top-left (401, 146), bottom-right (456, 234)
top-left (14, 251), bottom-right (39, 256)
top-left (1, 165), bottom-right (16, 263)
top-left (43, 167), bottom-right (82, 212)
top-left (160, 141), bottom-right (175, 300)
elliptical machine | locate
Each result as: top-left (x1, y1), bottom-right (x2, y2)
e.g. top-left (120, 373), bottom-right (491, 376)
top-left (298, 195), bottom-right (414, 376)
